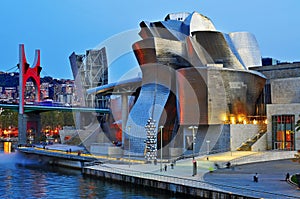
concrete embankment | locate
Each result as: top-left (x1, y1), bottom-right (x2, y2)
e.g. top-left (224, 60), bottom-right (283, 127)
top-left (82, 163), bottom-right (257, 199)
top-left (17, 146), bottom-right (97, 169)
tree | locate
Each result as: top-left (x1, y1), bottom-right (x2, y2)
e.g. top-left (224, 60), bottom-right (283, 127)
top-left (41, 111), bottom-right (75, 129)
top-left (0, 109), bottom-right (18, 129)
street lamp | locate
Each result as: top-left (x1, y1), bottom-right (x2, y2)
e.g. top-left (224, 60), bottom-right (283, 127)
top-left (188, 126), bottom-right (198, 159)
top-left (127, 126), bottom-right (131, 167)
top-left (230, 135), bottom-right (233, 156)
top-left (206, 140), bottom-right (210, 155)
top-left (159, 126), bottom-right (164, 172)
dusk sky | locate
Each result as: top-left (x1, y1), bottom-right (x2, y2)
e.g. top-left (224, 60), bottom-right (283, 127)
top-left (0, 0), bottom-right (299, 81)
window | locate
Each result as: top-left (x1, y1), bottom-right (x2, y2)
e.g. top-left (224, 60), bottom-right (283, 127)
top-left (272, 115), bottom-right (295, 150)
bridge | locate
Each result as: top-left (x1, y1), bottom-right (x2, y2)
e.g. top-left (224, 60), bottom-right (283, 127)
top-left (0, 103), bottom-right (109, 113)
top-left (0, 44), bottom-right (110, 146)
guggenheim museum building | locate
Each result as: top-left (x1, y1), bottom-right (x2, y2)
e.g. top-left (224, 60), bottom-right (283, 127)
top-left (68, 11), bottom-right (298, 159)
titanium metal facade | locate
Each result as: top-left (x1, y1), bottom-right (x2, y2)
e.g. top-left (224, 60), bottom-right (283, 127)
top-left (124, 12), bottom-right (266, 156)
top-left (86, 12), bottom-right (266, 157)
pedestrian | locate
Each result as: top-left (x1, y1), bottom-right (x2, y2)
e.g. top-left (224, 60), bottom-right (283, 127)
top-left (226, 161), bottom-right (231, 168)
top-left (286, 172), bottom-right (290, 181)
top-left (253, 173), bottom-right (258, 182)
top-left (164, 164), bottom-right (167, 171)
top-left (214, 163), bottom-right (219, 169)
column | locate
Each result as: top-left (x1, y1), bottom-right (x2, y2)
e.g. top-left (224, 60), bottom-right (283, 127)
top-left (121, 93), bottom-right (128, 146)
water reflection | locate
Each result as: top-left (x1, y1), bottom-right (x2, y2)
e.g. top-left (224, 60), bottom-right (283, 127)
top-left (3, 141), bottom-right (12, 153)
top-left (0, 152), bottom-right (179, 199)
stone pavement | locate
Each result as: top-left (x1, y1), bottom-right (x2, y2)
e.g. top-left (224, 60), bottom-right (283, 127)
top-left (89, 151), bottom-right (300, 199)
top-left (203, 159), bottom-right (300, 199)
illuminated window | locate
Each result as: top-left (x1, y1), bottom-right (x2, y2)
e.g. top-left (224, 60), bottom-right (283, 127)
top-left (272, 115), bottom-right (295, 150)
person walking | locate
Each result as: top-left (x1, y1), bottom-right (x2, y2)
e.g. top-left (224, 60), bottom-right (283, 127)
top-left (286, 172), bottom-right (290, 181)
top-left (253, 173), bottom-right (258, 182)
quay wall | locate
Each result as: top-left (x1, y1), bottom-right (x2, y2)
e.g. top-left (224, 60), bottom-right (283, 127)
top-left (82, 167), bottom-right (256, 199)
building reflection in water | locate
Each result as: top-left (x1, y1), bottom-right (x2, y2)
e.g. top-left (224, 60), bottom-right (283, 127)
top-left (3, 142), bottom-right (12, 153)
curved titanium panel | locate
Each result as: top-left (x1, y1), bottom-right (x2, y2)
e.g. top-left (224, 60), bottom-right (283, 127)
top-left (176, 67), bottom-right (208, 125)
top-left (125, 83), bottom-right (170, 155)
top-left (185, 36), bottom-right (214, 67)
top-left (192, 31), bottom-right (245, 70)
top-left (133, 37), bottom-right (185, 70)
top-left (132, 38), bottom-right (157, 66)
top-left (139, 21), bottom-right (154, 39)
top-left (177, 67), bottom-right (266, 125)
top-left (183, 11), bottom-right (216, 34)
top-left (228, 32), bottom-right (262, 68)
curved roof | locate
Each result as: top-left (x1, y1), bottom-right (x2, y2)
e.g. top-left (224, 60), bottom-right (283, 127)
top-left (182, 11), bottom-right (216, 35)
top-left (87, 77), bottom-right (142, 95)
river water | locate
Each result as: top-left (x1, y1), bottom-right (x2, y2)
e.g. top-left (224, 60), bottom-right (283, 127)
top-left (0, 147), bottom-right (178, 199)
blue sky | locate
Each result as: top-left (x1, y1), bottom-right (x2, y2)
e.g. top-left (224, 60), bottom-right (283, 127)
top-left (0, 0), bottom-right (299, 80)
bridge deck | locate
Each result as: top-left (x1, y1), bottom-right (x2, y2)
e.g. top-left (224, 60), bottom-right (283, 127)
top-left (0, 104), bottom-right (110, 113)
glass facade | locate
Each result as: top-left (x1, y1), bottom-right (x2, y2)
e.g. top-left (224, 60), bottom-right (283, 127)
top-left (272, 115), bottom-right (295, 150)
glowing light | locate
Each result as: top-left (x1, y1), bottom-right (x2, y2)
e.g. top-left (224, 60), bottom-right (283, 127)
top-left (253, 119), bottom-right (257, 124)
top-left (238, 116), bottom-right (243, 123)
top-left (4, 142), bottom-right (11, 153)
top-left (230, 116), bottom-right (236, 124)
top-left (264, 119), bottom-right (268, 124)
top-left (243, 120), bottom-right (247, 125)
top-left (221, 114), bottom-right (227, 123)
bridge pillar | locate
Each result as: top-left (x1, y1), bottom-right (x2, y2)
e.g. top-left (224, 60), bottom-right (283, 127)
top-left (18, 113), bottom-right (42, 145)
top-left (18, 114), bottom-right (26, 145)
top-left (121, 93), bottom-right (129, 147)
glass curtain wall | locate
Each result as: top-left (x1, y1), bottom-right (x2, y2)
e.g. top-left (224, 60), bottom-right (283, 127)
top-left (272, 115), bottom-right (295, 150)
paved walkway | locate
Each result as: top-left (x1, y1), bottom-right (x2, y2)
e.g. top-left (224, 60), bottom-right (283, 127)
top-left (23, 145), bottom-right (300, 198)
top-left (86, 151), bottom-right (300, 199)
top-left (203, 159), bottom-right (300, 199)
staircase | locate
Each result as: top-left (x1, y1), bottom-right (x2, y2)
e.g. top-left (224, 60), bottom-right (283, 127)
top-left (237, 128), bottom-right (267, 151)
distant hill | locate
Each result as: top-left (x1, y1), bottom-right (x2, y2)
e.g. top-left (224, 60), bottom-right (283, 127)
top-left (0, 72), bottom-right (19, 87)
top-left (0, 72), bottom-right (73, 87)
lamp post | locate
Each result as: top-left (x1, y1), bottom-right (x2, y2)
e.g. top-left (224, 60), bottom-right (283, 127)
top-left (159, 126), bottom-right (164, 172)
top-left (127, 126), bottom-right (131, 167)
top-left (188, 126), bottom-right (198, 159)
top-left (230, 135), bottom-right (233, 156)
top-left (206, 140), bottom-right (210, 155)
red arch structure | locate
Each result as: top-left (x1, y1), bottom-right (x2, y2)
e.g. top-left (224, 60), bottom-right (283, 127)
top-left (19, 44), bottom-right (42, 114)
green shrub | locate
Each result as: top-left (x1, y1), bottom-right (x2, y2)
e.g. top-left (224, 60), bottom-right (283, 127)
top-left (291, 175), bottom-right (298, 184)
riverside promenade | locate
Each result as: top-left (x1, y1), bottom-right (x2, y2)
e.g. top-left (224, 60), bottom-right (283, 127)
top-left (82, 151), bottom-right (300, 199)
top-left (17, 145), bottom-right (300, 198)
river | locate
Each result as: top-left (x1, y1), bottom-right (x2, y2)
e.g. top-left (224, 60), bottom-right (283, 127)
top-left (0, 143), bottom-right (178, 199)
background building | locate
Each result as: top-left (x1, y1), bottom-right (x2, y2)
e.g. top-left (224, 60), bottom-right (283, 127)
top-left (251, 62), bottom-right (300, 151)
